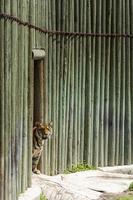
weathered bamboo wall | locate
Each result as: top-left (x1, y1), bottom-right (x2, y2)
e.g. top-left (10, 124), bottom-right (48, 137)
top-left (38, 0), bottom-right (133, 175)
top-left (0, 1), bottom-right (35, 200)
top-left (0, 0), bottom-right (133, 200)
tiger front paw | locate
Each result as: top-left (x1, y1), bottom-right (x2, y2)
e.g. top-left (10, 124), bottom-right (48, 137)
top-left (33, 168), bottom-right (41, 174)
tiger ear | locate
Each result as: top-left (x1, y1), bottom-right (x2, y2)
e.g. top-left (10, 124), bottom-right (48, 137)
top-left (49, 121), bottom-right (53, 127)
top-left (35, 121), bottom-right (41, 128)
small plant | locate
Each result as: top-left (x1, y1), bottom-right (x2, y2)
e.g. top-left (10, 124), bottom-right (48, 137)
top-left (116, 196), bottom-right (133, 200)
top-left (40, 193), bottom-right (47, 200)
top-left (64, 163), bottom-right (96, 174)
top-left (128, 182), bottom-right (133, 191)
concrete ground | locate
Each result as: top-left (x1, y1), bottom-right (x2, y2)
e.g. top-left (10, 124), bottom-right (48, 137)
top-left (19, 165), bottom-right (133, 200)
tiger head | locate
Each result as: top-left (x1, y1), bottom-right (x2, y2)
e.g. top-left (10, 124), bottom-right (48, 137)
top-left (34, 121), bottom-right (53, 140)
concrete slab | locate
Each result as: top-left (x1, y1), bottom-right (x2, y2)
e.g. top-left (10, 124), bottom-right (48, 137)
top-left (18, 185), bottom-right (41, 200)
top-left (32, 167), bottom-right (133, 200)
top-left (98, 165), bottom-right (133, 175)
top-left (18, 165), bottom-right (133, 200)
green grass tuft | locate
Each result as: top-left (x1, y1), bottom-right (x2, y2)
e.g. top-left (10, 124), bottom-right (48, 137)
top-left (64, 163), bottom-right (96, 174)
top-left (40, 193), bottom-right (47, 200)
top-left (116, 196), bottom-right (133, 200)
top-left (128, 183), bottom-right (133, 191)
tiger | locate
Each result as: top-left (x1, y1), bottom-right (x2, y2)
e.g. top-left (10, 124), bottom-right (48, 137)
top-left (32, 121), bottom-right (53, 174)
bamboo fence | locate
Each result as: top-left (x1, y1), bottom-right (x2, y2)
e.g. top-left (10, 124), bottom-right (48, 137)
top-left (0, 0), bottom-right (133, 199)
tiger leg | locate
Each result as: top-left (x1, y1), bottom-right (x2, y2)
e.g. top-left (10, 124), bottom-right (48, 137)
top-left (32, 149), bottom-right (42, 174)
top-left (32, 158), bottom-right (40, 174)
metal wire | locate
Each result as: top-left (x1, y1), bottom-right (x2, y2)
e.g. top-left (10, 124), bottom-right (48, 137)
top-left (0, 12), bottom-right (133, 38)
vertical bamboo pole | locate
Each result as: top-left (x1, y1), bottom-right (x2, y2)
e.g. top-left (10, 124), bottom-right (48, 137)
top-left (62, 0), bottom-right (69, 171)
top-left (4, 1), bottom-right (11, 200)
top-left (115, 0), bottom-right (122, 165)
top-left (54, 0), bottom-right (60, 174)
top-left (91, 0), bottom-right (96, 166)
top-left (63, 46), bottom-right (68, 171)
top-left (99, 0), bottom-right (106, 167)
top-left (28, 0), bottom-right (35, 185)
top-left (108, 0), bottom-right (116, 166)
top-left (50, 0), bottom-right (56, 175)
top-left (119, 0), bottom-right (125, 165)
top-left (35, 1), bottom-right (38, 46)
top-left (41, 0), bottom-right (45, 48)
top-left (47, 0), bottom-right (52, 175)
top-left (18, 0), bottom-right (22, 193)
top-left (8, 24), bottom-right (11, 200)
top-left (67, 47), bottom-right (74, 169)
top-left (130, 0), bottom-right (133, 163)
top-left (42, 0), bottom-right (48, 174)
top-left (70, 0), bottom-right (75, 165)
top-left (24, 0), bottom-right (29, 188)
top-left (35, 0), bottom-right (38, 47)
top-left (43, 0), bottom-right (49, 174)
top-left (80, 0), bottom-right (86, 164)
top-left (67, 0), bottom-right (73, 169)
top-left (0, 0), bottom-right (5, 199)
top-left (84, 0), bottom-right (92, 165)
top-left (11, 1), bottom-right (18, 199)
top-left (58, 0), bottom-right (65, 173)
top-left (20, 0), bottom-right (28, 191)
top-left (72, 0), bottom-right (79, 166)
top-left (14, 7), bottom-right (20, 198)
top-left (41, 0), bottom-right (47, 175)
top-left (59, 1), bottom-right (64, 174)
top-left (39, 0), bottom-right (42, 46)
top-left (67, 46), bottom-right (72, 169)
top-left (66, 36), bottom-right (71, 169)
top-left (64, 0), bottom-right (70, 171)
top-left (104, 0), bottom-right (112, 166)
top-left (61, 0), bottom-right (67, 172)
top-left (77, 0), bottom-right (83, 164)
top-left (124, 0), bottom-right (131, 164)
top-left (18, 0), bottom-right (25, 192)
top-left (17, 0), bottom-right (21, 197)
top-left (93, 0), bottom-right (101, 167)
